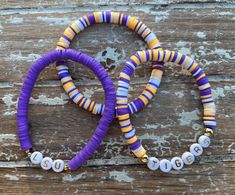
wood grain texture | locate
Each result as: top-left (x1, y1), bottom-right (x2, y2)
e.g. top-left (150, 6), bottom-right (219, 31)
top-left (0, 0), bottom-right (235, 194)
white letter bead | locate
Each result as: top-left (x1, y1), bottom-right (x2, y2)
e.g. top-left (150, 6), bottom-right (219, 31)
top-left (147, 157), bottom-right (160, 171)
top-left (198, 135), bottom-right (211, 148)
top-left (182, 152), bottom-right (195, 165)
top-left (30, 151), bottom-right (43, 164)
top-left (52, 159), bottom-right (65, 173)
top-left (190, 143), bottom-right (203, 156)
top-left (40, 157), bottom-right (53, 170)
top-left (171, 157), bottom-right (184, 170)
top-left (160, 159), bottom-right (172, 173)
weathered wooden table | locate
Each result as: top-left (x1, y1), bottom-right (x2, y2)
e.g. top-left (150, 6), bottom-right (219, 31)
top-left (0, 1), bottom-right (234, 194)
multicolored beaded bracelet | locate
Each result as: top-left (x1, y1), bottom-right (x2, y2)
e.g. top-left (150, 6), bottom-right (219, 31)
top-left (56, 11), bottom-right (164, 115)
top-left (116, 49), bottom-right (216, 172)
top-left (17, 49), bottom-right (115, 172)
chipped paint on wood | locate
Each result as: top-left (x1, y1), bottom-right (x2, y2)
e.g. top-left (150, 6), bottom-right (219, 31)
top-left (177, 109), bottom-right (200, 126)
top-left (63, 172), bottom-right (87, 182)
top-left (0, 1), bottom-right (235, 194)
top-left (109, 170), bottom-right (134, 183)
top-left (30, 94), bottom-right (68, 105)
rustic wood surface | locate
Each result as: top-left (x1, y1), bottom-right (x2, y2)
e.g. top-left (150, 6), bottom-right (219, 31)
top-left (0, 0), bottom-right (235, 194)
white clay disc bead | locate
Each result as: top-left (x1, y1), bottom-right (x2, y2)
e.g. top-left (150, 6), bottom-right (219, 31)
top-left (190, 143), bottom-right (203, 156)
top-left (160, 159), bottom-right (172, 173)
top-left (182, 152), bottom-right (195, 165)
top-left (171, 157), bottom-right (184, 170)
top-left (40, 157), bottom-right (53, 170)
top-left (198, 135), bottom-right (211, 148)
top-left (147, 157), bottom-right (160, 171)
top-left (30, 151), bottom-right (43, 165)
top-left (52, 159), bottom-right (65, 173)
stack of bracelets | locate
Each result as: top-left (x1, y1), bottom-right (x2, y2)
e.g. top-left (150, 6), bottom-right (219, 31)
top-left (17, 12), bottom-right (216, 173)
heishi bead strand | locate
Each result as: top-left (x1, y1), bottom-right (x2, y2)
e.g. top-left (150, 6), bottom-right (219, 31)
top-left (17, 49), bottom-right (116, 172)
top-left (116, 49), bottom-right (216, 173)
top-left (56, 11), bottom-right (164, 116)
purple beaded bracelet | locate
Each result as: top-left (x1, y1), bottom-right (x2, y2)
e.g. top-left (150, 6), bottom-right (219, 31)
top-left (17, 49), bottom-right (115, 172)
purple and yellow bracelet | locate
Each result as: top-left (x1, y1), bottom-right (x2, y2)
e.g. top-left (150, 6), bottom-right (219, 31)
top-left (56, 11), bottom-right (164, 115)
top-left (116, 49), bottom-right (216, 172)
top-left (17, 49), bottom-right (116, 172)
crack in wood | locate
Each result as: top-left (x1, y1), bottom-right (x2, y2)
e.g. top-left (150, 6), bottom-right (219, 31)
top-left (0, 3), bottom-right (235, 15)
top-left (0, 154), bottom-right (234, 168)
top-left (0, 75), bottom-right (234, 89)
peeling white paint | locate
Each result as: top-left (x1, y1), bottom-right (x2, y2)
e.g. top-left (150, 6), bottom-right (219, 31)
top-left (175, 41), bottom-right (192, 56)
top-left (0, 134), bottom-right (16, 142)
top-left (155, 11), bottom-right (170, 23)
top-left (30, 94), bottom-right (68, 105)
top-left (212, 87), bottom-right (225, 99)
top-left (63, 172), bottom-right (86, 182)
top-left (176, 41), bottom-right (190, 47)
top-left (1, 152), bottom-right (18, 161)
top-left (192, 123), bottom-right (203, 131)
top-left (143, 123), bottom-right (171, 130)
top-left (218, 12), bottom-right (234, 16)
top-left (2, 94), bottom-right (17, 115)
top-left (209, 48), bottom-right (235, 60)
top-left (228, 142), bottom-right (235, 153)
top-left (175, 91), bottom-right (184, 98)
top-left (4, 174), bottom-right (19, 181)
top-left (212, 85), bottom-right (235, 100)
top-left (178, 109), bottom-right (200, 126)
top-left (196, 32), bottom-right (207, 39)
top-left (6, 52), bottom-right (40, 62)
top-left (3, 111), bottom-right (17, 116)
top-left (2, 94), bottom-right (18, 116)
top-left (224, 85), bottom-right (235, 93)
top-left (2, 94), bottom-right (17, 108)
top-left (179, 178), bottom-right (187, 183)
top-left (0, 22), bottom-right (3, 33)
top-left (198, 45), bottom-right (206, 56)
top-left (37, 16), bottom-right (71, 25)
top-left (83, 87), bottom-right (97, 98)
top-left (109, 170), bottom-right (134, 183)
top-left (98, 0), bottom-right (110, 5)
top-left (95, 47), bottom-right (121, 70)
top-left (179, 47), bottom-right (191, 56)
top-left (6, 17), bottom-right (24, 24)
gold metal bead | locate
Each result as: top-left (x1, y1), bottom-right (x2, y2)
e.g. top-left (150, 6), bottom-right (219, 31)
top-left (25, 150), bottom-right (32, 158)
top-left (141, 154), bottom-right (149, 163)
top-left (64, 163), bottom-right (71, 171)
top-left (203, 128), bottom-right (214, 136)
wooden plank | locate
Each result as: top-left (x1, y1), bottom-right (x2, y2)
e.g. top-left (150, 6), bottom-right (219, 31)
top-left (0, 7), bottom-right (235, 82)
top-left (0, 162), bottom-right (235, 194)
top-left (1, 0), bottom-right (234, 9)
top-left (0, 1), bottom-right (235, 194)
top-left (0, 80), bottom-right (234, 162)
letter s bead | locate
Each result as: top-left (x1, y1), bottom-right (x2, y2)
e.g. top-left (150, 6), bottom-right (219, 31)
top-left (198, 135), bottom-right (211, 148)
top-left (40, 157), bottom-right (53, 170)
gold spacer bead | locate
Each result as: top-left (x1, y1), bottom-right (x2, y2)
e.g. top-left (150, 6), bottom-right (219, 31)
top-left (140, 154), bottom-right (149, 163)
top-left (64, 164), bottom-right (71, 171)
top-left (203, 128), bottom-right (214, 136)
top-left (25, 150), bottom-right (32, 158)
